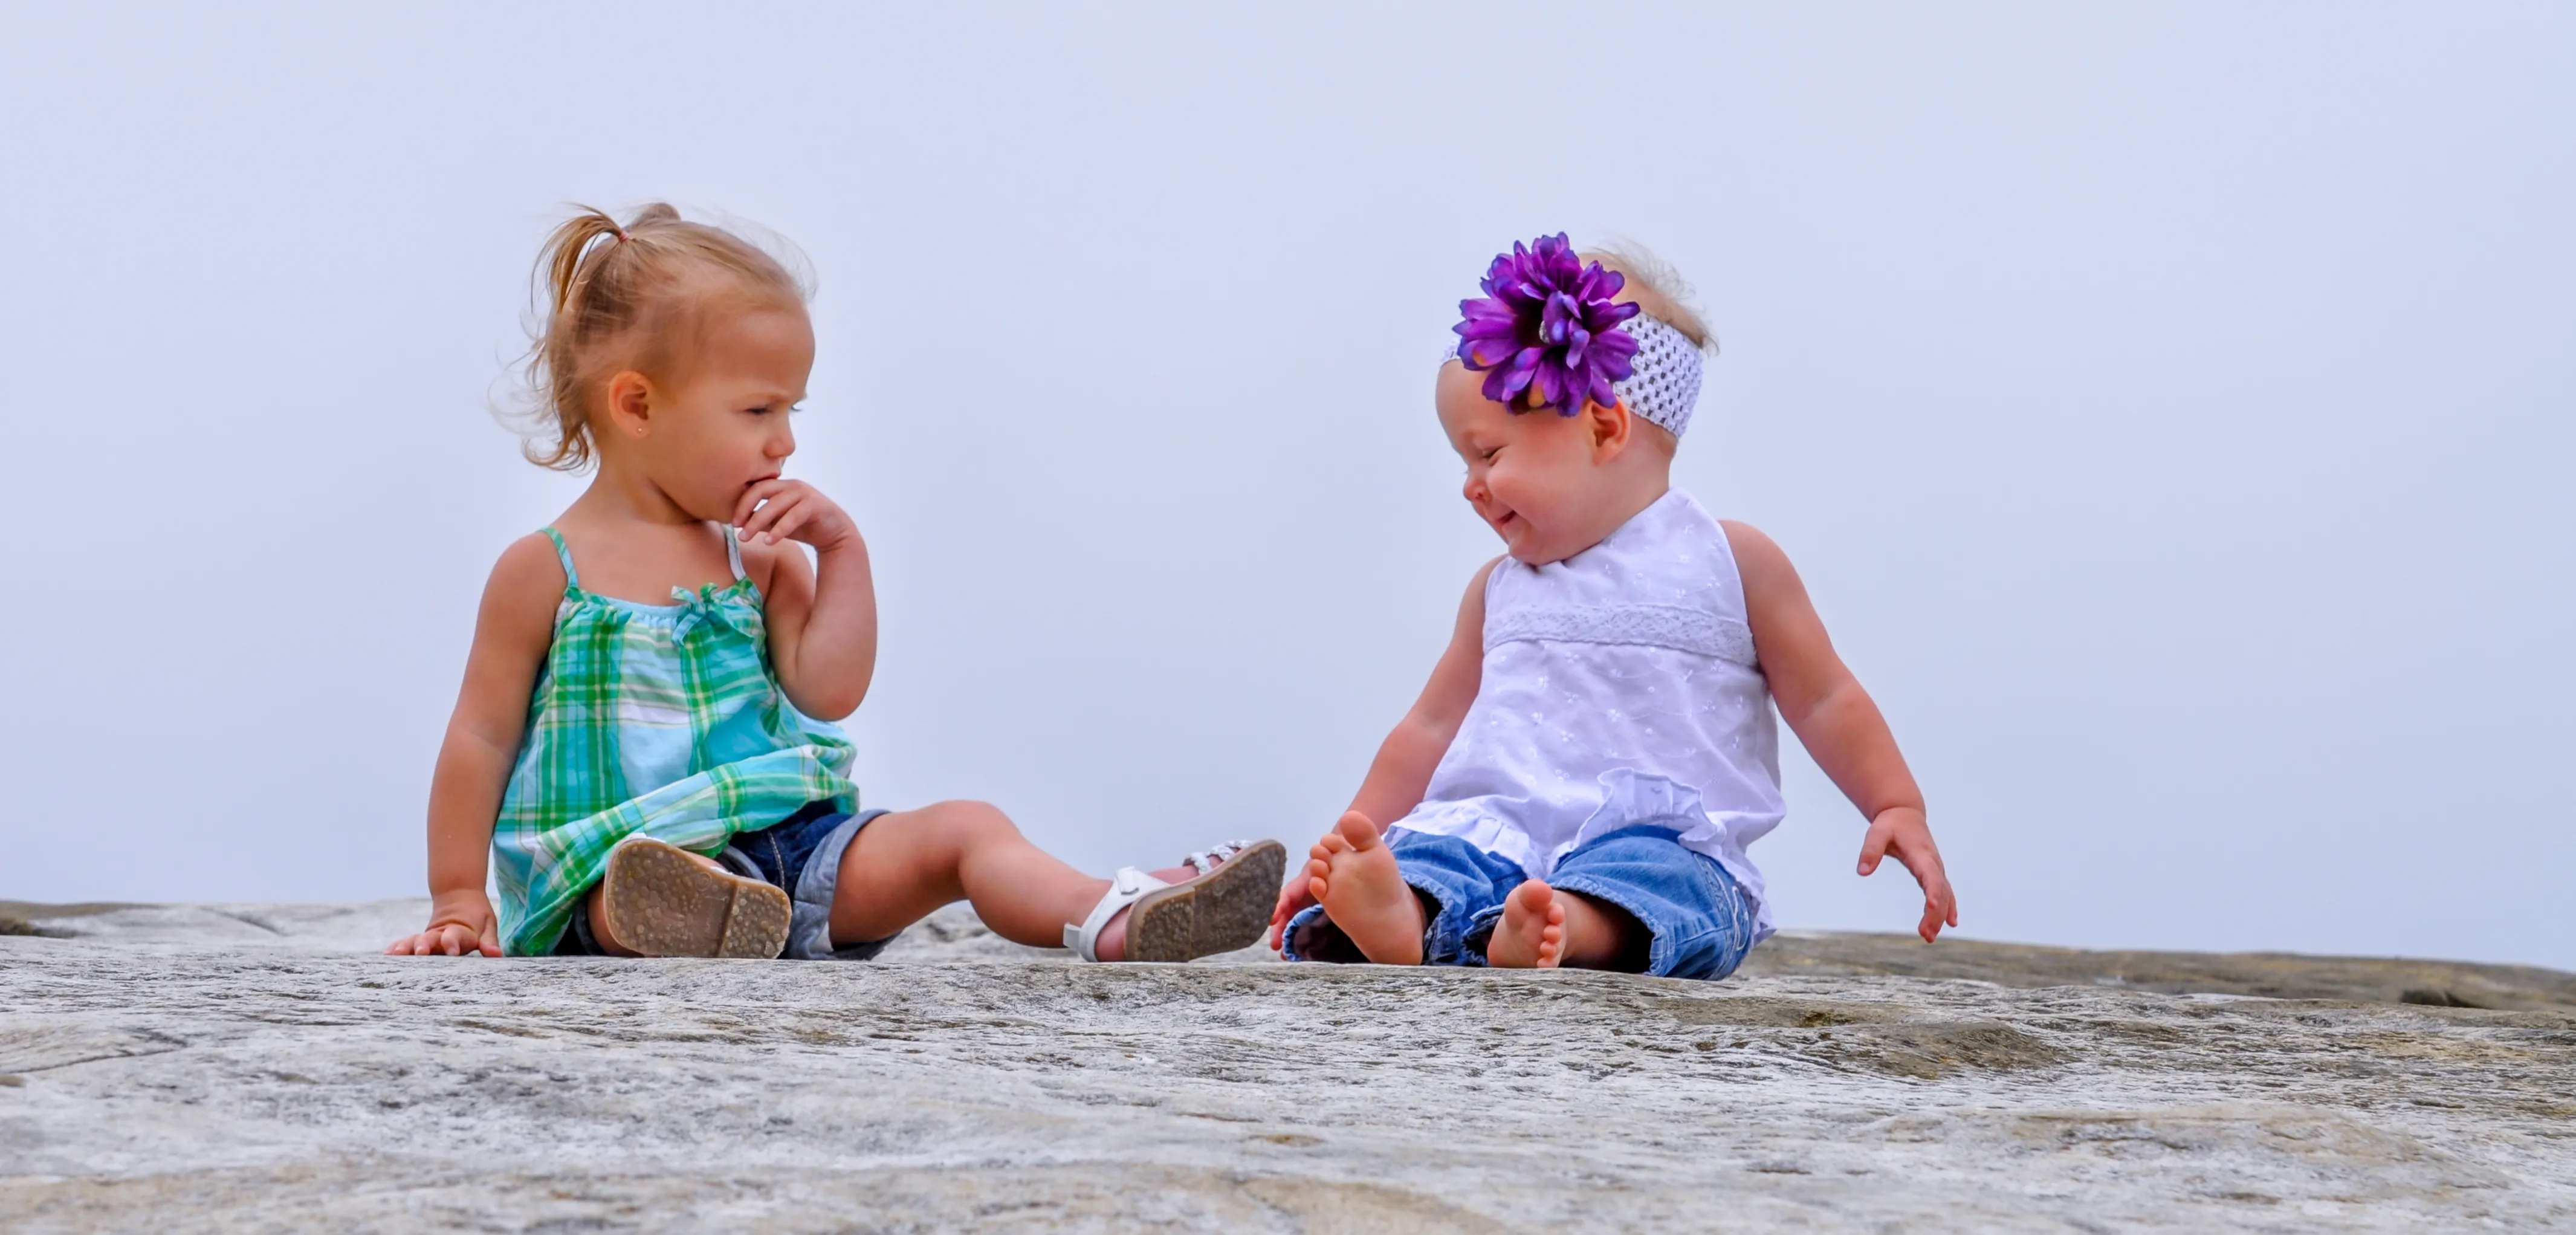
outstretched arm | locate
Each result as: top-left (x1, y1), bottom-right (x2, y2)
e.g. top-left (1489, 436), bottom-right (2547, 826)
top-left (387, 536), bottom-right (562, 957)
top-left (1270, 558), bottom-right (1498, 947)
top-left (1725, 521), bottom-right (1957, 942)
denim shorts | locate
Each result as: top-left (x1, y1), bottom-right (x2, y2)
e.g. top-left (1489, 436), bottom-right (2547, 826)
top-left (556, 802), bottom-right (895, 960)
top-left (1281, 824), bottom-right (1756, 981)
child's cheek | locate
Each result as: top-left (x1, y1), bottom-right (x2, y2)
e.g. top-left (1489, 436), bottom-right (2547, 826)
top-left (1489, 462), bottom-right (1539, 522)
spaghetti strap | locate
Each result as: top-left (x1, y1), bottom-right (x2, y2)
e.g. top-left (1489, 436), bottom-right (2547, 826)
top-left (540, 527), bottom-right (580, 591)
top-left (722, 526), bottom-right (746, 581)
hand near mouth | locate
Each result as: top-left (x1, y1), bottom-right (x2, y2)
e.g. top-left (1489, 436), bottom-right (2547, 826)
top-left (731, 478), bottom-right (856, 553)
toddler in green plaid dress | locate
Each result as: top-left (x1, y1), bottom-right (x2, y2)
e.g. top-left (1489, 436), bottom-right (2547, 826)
top-left (387, 203), bottom-right (1283, 962)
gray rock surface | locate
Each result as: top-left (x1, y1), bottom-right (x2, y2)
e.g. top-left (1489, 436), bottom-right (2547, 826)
top-left (2, 899), bottom-right (2570, 1232)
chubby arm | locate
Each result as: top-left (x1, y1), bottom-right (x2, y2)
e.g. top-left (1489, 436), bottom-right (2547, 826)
top-left (736, 481), bottom-right (878, 721)
top-left (387, 536), bottom-right (563, 957)
top-left (1269, 559), bottom-right (1497, 945)
top-left (1725, 521), bottom-right (1958, 942)
top-left (1345, 557), bottom-right (1498, 830)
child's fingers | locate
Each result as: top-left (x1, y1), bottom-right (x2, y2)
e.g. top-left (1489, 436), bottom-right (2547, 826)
top-left (734, 479), bottom-right (812, 535)
top-left (737, 490), bottom-right (793, 535)
top-left (743, 493), bottom-right (810, 544)
top-left (765, 504), bottom-right (814, 545)
top-left (1915, 874), bottom-right (1960, 941)
top-left (1856, 825), bottom-right (1891, 877)
top-left (1272, 884), bottom-right (1314, 927)
top-left (731, 478), bottom-right (795, 529)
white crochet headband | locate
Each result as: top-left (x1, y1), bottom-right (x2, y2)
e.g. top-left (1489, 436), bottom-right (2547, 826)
top-left (1443, 313), bottom-right (1705, 438)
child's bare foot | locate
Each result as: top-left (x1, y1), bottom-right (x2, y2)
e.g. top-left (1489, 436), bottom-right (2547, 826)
top-left (1485, 879), bottom-right (1565, 969)
top-left (1306, 811), bottom-right (1425, 964)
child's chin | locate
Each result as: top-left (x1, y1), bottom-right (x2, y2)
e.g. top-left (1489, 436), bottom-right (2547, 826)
top-left (1503, 531), bottom-right (1565, 566)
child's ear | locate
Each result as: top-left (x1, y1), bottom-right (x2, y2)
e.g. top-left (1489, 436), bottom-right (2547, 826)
top-left (1587, 398), bottom-right (1634, 461)
top-left (604, 370), bottom-right (655, 439)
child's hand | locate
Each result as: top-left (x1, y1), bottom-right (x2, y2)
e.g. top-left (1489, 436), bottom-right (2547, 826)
top-left (386, 891), bottom-right (502, 957)
top-left (1269, 880), bottom-right (1316, 952)
top-left (1857, 807), bottom-right (1958, 943)
top-left (733, 479), bottom-right (856, 553)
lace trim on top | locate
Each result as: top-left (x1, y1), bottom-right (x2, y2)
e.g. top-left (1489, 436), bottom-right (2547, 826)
top-left (1485, 603), bottom-right (1756, 667)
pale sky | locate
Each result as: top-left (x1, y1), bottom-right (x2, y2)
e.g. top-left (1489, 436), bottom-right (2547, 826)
top-left (2, 5), bottom-right (2568, 968)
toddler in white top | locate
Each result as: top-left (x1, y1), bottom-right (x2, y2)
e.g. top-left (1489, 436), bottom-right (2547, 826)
top-left (1273, 236), bottom-right (1956, 978)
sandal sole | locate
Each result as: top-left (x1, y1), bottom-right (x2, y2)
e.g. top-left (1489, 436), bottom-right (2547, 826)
top-left (1122, 840), bottom-right (1287, 963)
top-left (597, 838), bottom-right (792, 959)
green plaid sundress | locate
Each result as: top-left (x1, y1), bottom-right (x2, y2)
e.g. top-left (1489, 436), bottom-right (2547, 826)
top-left (490, 527), bottom-right (856, 955)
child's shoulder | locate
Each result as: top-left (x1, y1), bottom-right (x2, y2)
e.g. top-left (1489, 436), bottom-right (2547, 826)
top-left (488, 531), bottom-right (571, 595)
top-left (461, 533), bottom-right (576, 652)
top-left (1715, 519), bottom-right (1780, 565)
top-left (1712, 520), bottom-right (1812, 615)
top-left (1716, 518), bottom-right (1793, 571)
top-left (473, 532), bottom-right (574, 621)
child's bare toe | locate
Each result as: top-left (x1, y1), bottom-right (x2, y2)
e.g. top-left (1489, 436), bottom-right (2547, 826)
top-left (1488, 880), bottom-right (1561, 970)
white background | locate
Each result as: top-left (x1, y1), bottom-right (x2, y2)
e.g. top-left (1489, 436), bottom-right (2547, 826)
top-left (2, 5), bottom-right (2568, 967)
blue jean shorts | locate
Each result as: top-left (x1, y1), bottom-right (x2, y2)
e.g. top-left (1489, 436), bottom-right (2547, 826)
top-left (556, 801), bottom-right (895, 960)
top-left (1281, 824), bottom-right (1756, 981)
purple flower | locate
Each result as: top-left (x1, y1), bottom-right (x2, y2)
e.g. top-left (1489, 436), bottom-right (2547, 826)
top-left (1452, 234), bottom-right (1641, 415)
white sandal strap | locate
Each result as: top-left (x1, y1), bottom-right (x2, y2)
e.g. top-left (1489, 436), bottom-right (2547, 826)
top-left (1062, 866), bottom-right (1171, 962)
top-left (1182, 840), bottom-right (1254, 877)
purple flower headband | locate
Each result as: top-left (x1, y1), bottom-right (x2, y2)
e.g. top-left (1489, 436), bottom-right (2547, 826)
top-left (1452, 233), bottom-right (1641, 415)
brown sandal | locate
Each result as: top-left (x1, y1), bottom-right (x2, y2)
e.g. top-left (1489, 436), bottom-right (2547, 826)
top-left (595, 837), bottom-right (793, 959)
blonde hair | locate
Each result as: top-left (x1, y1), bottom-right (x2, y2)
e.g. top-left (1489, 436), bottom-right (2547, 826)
top-left (1581, 243), bottom-right (1715, 354)
top-left (514, 203), bottom-right (809, 472)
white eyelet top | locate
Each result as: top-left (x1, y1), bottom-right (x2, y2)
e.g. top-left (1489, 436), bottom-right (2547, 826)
top-left (1391, 488), bottom-right (1785, 940)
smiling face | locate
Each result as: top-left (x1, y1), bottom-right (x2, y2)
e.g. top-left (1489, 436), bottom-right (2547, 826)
top-left (601, 299), bottom-right (815, 523)
top-left (1435, 360), bottom-right (1672, 565)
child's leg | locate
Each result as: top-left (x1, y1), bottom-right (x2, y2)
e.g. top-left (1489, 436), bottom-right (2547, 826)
top-left (823, 800), bottom-right (1193, 961)
top-left (1487, 826), bottom-right (1753, 979)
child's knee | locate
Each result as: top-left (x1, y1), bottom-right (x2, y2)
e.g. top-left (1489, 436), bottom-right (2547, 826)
top-left (916, 799), bottom-right (1019, 844)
